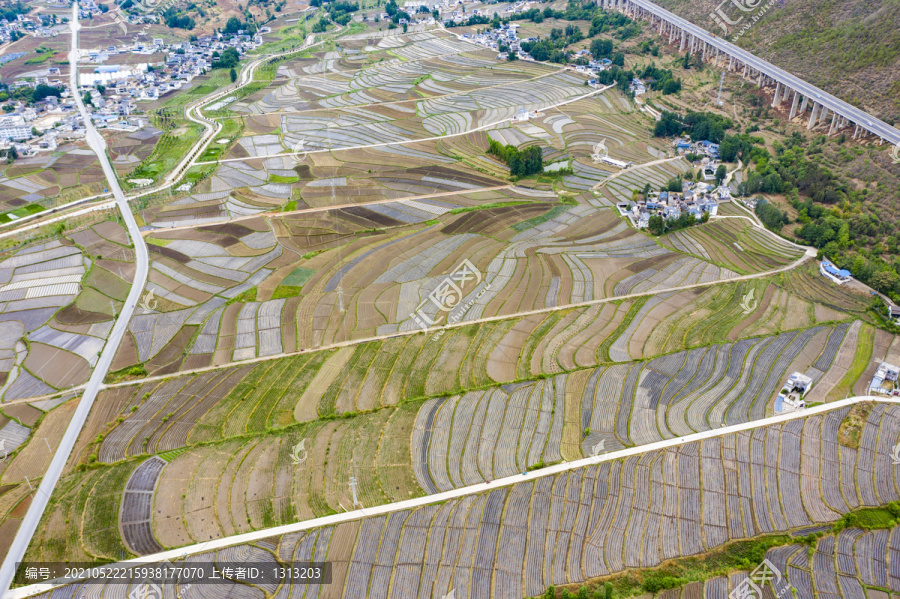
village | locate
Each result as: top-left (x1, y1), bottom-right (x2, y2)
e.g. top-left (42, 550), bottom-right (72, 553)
top-left (0, 19), bottom-right (266, 160)
top-left (611, 136), bottom-right (732, 230)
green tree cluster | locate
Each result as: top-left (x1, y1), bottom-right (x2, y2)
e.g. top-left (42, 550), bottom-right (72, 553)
top-left (487, 139), bottom-right (543, 177)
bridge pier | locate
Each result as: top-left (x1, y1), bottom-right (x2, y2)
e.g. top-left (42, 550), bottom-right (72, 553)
top-left (789, 92), bottom-right (799, 119)
top-left (808, 103), bottom-right (819, 129)
top-left (772, 82), bottom-right (782, 107)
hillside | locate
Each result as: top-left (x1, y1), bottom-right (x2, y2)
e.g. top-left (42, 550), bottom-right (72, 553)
top-left (652, 0), bottom-right (900, 125)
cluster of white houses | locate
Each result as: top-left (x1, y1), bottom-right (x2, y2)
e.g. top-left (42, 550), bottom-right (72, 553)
top-left (870, 362), bottom-right (900, 396)
top-left (617, 180), bottom-right (730, 228)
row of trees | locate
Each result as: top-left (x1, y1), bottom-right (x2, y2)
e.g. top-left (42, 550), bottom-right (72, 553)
top-left (647, 209), bottom-right (709, 235)
top-left (653, 110), bottom-right (732, 143)
top-left (753, 198), bottom-right (789, 232)
top-left (162, 7), bottom-right (195, 30)
top-left (487, 140), bottom-right (543, 178)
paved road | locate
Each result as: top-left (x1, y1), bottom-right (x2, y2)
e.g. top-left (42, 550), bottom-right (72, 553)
top-left (5, 394), bottom-right (892, 599)
top-left (0, 5), bottom-right (151, 596)
top-left (590, 156), bottom-right (687, 190)
top-left (626, 0), bottom-right (900, 146)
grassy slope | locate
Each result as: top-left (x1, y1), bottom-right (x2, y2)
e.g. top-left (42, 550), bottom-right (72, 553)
top-left (651, 0), bottom-right (900, 124)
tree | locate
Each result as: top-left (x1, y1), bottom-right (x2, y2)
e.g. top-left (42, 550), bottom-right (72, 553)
top-left (590, 38), bottom-right (613, 59)
top-left (714, 164), bottom-right (726, 185)
top-left (224, 16), bottom-right (242, 33)
top-left (212, 47), bottom-right (240, 69)
top-left (648, 214), bottom-right (665, 235)
top-left (611, 52), bottom-right (624, 66)
top-left (229, 68), bottom-right (237, 82)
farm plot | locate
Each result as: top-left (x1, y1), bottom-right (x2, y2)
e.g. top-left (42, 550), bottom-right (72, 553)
top-left (146, 145), bottom-right (508, 227)
top-left (222, 40), bottom-right (593, 163)
top-left (638, 272), bottom-right (864, 358)
top-left (37, 404), bottom-right (900, 597)
top-left (80, 320), bottom-right (863, 529)
top-left (0, 142), bottom-right (109, 217)
top-left (33, 402), bottom-right (424, 557)
top-left (119, 456), bottom-right (166, 555)
top-left (236, 33), bottom-right (561, 118)
top-left (748, 527), bottom-right (900, 599)
top-left (0, 220), bottom-right (134, 400)
top-left (660, 218), bottom-right (805, 275)
top-left (412, 323), bottom-right (857, 491)
top-left (108, 126), bottom-right (164, 177)
top-left (119, 198), bottom-right (801, 376)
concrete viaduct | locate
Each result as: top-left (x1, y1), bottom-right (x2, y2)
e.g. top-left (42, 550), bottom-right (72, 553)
top-left (600, 0), bottom-right (900, 146)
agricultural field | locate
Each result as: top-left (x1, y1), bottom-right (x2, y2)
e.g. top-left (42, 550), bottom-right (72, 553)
top-left (110, 188), bottom-right (815, 379)
top-left (6, 7), bottom-right (900, 599)
top-left (24, 403), bottom-right (900, 598)
top-left (0, 143), bottom-right (111, 221)
top-left (24, 312), bottom-right (888, 562)
top-left (0, 219), bottom-right (134, 400)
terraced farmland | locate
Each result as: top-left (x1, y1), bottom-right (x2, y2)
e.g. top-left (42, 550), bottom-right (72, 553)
top-left (27, 319), bottom-right (881, 563)
top-left (27, 403), bottom-right (900, 598)
top-left (9, 13), bottom-right (899, 599)
top-left (0, 220), bottom-right (134, 400)
top-left (661, 218), bottom-right (805, 275)
top-left (113, 196), bottom-right (819, 380)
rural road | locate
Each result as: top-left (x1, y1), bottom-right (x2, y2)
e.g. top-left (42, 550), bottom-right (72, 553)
top-left (590, 155), bottom-right (687, 191)
top-left (0, 4), bottom-right (151, 596)
top-left (5, 394), bottom-right (893, 599)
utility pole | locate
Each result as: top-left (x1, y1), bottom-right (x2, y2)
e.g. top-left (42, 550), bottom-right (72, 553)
top-left (43, 438), bottom-right (52, 453)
